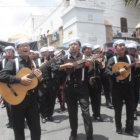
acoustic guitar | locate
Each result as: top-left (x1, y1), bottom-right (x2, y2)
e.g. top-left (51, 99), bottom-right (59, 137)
top-left (112, 60), bottom-right (139, 80)
top-left (0, 68), bottom-right (38, 105)
top-left (0, 50), bottom-right (65, 105)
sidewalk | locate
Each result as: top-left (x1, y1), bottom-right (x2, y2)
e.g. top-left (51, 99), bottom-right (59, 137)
top-left (0, 95), bottom-right (140, 140)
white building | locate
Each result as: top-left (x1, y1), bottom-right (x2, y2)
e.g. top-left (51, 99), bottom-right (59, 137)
top-left (22, 0), bottom-right (140, 46)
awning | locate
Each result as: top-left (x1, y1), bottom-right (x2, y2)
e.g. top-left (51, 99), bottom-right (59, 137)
top-left (8, 33), bottom-right (32, 43)
top-left (57, 42), bottom-right (70, 50)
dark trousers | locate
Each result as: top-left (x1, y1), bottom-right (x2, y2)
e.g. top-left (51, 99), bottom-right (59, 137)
top-left (11, 94), bottom-right (41, 140)
top-left (112, 83), bottom-right (134, 132)
top-left (133, 77), bottom-right (140, 111)
top-left (45, 87), bottom-right (57, 117)
top-left (57, 85), bottom-right (65, 108)
top-left (38, 84), bottom-right (57, 118)
top-left (65, 85), bottom-right (93, 139)
top-left (89, 79), bottom-right (102, 117)
top-left (101, 75), bottom-right (112, 102)
top-left (5, 101), bottom-right (12, 124)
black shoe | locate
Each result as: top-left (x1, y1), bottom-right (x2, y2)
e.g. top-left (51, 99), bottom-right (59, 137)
top-left (41, 118), bottom-right (46, 123)
top-left (125, 130), bottom-right (138, 137)
top-left (137, 111), bottom-right (140, 116)
top-left (69, 135), bottom-right (76, 140)
top-left (94, 116), bottom-right (103, 122)
top-left (47, 116), bottom-right (53, 122)
top-left (61, 106), bottom-right (66, 111)
top-left (133, 113), bottom-right (137, 120)
top-left (106, 102), bottom-right (113, 109)
top-left (116, 128), bottom-right (122, 134)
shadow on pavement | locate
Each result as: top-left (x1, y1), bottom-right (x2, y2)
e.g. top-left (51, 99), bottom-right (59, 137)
top-left (77, 133), bottom-right (109, 140)
top-left (134, 125), bottom-right (140, 134)
top-left (101, 114), bottom-right (114, 123)
top-left (54, 108), bottom-right (68, 113)
top-left (53, 114), bottom-right (69, 123)
top-left (117, 126), bottom-right (140, 137)
top-left (91, 114), bottom-right (114, 123)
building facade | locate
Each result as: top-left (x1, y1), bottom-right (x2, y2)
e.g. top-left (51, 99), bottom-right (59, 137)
top-left (22, 0), bottom-right (140, 49)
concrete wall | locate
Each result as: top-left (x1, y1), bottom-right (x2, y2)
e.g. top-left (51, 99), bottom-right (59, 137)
top-left (62, 6), bottom-right (106, 46)
top-left (103, 0), bottom-right (140, 36)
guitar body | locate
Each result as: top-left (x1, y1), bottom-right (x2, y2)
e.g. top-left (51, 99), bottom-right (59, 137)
top-left (0, 68), bottom-right (38, 105)
top-left (112, 62), bottom-right (131, 80)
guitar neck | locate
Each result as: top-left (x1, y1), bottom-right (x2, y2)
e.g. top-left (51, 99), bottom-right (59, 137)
top-left (28, 72), bottom-right (35, 79)
top-left (39, 50), bottom-right (65, 72)
top-left (126, 62), bottom-right (136, 69)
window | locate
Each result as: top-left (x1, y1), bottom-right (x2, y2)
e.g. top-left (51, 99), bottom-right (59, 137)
top-left (120, 18), bottom-right (128, 33)
top-left (51, 31), bottom-right (59, 42)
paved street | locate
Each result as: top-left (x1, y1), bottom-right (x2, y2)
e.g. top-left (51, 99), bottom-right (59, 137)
top-left (0, 95), bottom-right (140, 140)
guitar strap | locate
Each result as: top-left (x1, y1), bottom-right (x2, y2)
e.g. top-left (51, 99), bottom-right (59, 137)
top-left (2, 58), bottom-right (19, 74)
top-left (15, 57), bottom-right (19, 74)
top-left (104, 55), bottom-right (107, 63)
top-left (30, 60), bottom-right (36, 71)
top-left (113, 56), bottom-right (119, 82)
top-left (138, 55), bottom-right (140, 60)
top-left (81, 55), bottom-right (85, 81)
top-left (37, 58), bottom-right (41, 67)
top-left (2, 59), bottom-right (5, 69)
top-left (32, 60), bottom-right (36, 69)
top-left (67, 54), bottom-right (70, 81)
top-left (67, 54), bottom-right (85, 81)
top-left (126, 55), bottom-right (131, 82)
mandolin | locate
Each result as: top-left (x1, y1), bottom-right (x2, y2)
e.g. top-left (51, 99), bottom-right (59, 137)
top-left (0, 50), bottom-right (65, 105)
top-left (112, 60), bottom-right (140, 80)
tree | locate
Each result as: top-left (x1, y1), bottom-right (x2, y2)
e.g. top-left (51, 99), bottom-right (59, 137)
top-left (125, 0), bottom-right (140, 6)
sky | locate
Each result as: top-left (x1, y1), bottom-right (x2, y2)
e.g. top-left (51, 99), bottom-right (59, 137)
top-left (0, 0), bottom-right (59, 41)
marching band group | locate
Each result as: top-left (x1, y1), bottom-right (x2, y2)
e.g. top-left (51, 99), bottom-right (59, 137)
top-left (0, 38), bottom-right (140, 140)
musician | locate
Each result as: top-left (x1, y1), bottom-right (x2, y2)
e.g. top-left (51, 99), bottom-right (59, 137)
top-left (36, 47), bottom-right (48, 123)
top-left (93, 45), bottom-right (113, 109)
top-left (103, 48), bottom-right (114, 109)
top-left (29, 50), bottom-right (36, 60)
top-left (48, 46), bottom-right (55, 58)
top-left (57, 38), bottom-right (94, 140)
top-left (82, 43), bottom-right (92, 56)
top-left (40, 46), bottom-right (49, 63)
top-left (36, 46), bottom-right (55, 123)
top-left (127, 42), bottom-right (140, 120)
top-left (0, 53), bottom-right (6, 108)
top-left (38, 46), bottom-right (62, 123)
top-left (42, 46), bottom-right (58, 122)
top-left (87, 44), bottom-right (103, 121)
top-left (0, 46), bottom-right (15, 128)
top-left (34, 51), bottom-right (40, 59)
top-left (0, 39), bottom-right (42, 140)
top-left (105, 39), bottom-right (140, 137)
top-left (82, 43), bottom-right (102, 121)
